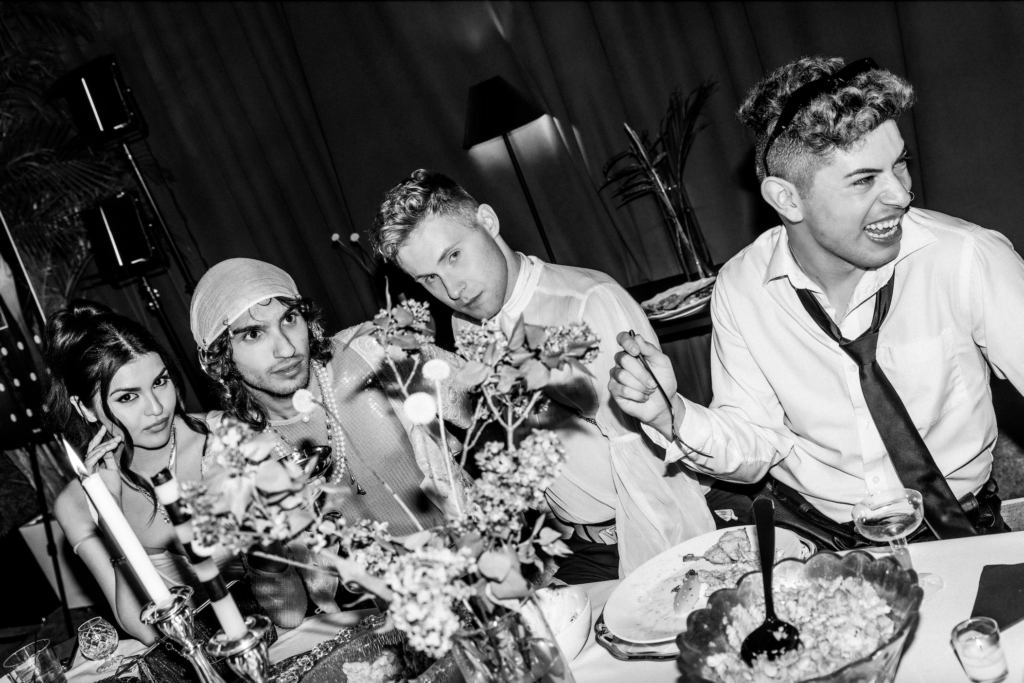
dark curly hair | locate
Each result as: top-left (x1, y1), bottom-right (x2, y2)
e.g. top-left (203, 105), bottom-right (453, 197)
top-left (43, 300), bottom-right (208, 520)
top-left (737, 56), bottom-right (916, 195)
top-left (370, 169), bottom-right (479, 263)
top-left (198, 295), bottom-right (333, 432)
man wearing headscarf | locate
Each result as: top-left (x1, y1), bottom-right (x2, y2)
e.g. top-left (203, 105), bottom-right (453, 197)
top-left (190, 257), bottom-right (468, 609)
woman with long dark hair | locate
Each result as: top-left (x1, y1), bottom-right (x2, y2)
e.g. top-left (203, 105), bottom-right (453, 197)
top-left (47, 300), bottom-right (304, 642)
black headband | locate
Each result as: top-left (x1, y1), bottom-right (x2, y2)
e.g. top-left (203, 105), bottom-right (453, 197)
top-left (761, 57), bottom-right (879, 177)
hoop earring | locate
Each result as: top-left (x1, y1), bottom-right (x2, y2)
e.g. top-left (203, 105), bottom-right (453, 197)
top-left (908, 191), bottom-right (915, 203)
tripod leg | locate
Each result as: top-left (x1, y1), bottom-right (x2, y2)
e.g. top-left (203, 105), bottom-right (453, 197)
top-left (27, 442), bottom-right (74, 640)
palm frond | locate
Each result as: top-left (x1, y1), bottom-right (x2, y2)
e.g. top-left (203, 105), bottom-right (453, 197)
top-left (601, 82), bottom-right (717, 277)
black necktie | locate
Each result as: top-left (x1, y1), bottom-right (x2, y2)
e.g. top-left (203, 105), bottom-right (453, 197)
top-left (795, 276), bottom-right (976, 539)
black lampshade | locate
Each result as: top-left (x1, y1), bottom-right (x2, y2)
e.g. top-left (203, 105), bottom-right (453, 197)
top-left (463, 76), bottom-right (545, 150)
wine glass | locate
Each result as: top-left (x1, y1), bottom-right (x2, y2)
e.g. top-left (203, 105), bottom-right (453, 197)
top-left (78, 617), bottom-right (121, 673)
top-left (852, 487), bottom-right (944, 599)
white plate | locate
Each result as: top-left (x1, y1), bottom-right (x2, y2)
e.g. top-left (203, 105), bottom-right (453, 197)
top-left (651, 296), bottom-right (710, 321)
top-left (642, 276), bottom-right (717, 320)
top-left (603, 526), bottom-right (815, 644)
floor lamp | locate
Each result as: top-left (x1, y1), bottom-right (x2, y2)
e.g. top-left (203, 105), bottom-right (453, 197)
top-left (463, 76), bottom-right (556, 264)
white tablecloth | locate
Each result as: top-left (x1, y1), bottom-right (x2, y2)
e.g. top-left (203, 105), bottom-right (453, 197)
top-left (572, 531), bottom-right (1024, 683)
top-left (29, 531), bottom-right (1024, 683)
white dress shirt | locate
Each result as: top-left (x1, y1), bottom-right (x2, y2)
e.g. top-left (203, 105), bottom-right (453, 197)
top-left (660, 208), bottom-right (1024, 523)
top-left (454, 254), bottom-right (715, 576)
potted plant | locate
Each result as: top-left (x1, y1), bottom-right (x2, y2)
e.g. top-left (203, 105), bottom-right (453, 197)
top-left (601, 82), bottom-right (716, 280)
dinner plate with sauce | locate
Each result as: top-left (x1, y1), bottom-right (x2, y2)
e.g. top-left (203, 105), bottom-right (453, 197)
top-left (603, 525), bottom-right (814, 644)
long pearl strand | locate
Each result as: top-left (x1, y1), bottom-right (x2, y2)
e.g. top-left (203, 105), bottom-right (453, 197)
top-left (265, 362), bottom-right (361, 491)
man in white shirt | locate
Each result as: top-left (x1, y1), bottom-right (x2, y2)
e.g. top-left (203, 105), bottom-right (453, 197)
top-left (609, 56), bottom-right (1022, 548)
top-left (369, 169), bottom-right (719, 581)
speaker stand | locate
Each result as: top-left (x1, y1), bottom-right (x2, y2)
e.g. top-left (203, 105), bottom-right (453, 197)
top-left (122, 143), bottom-right (198, 292)
top-left (25, 440), bottom-right (74, 640)
top-left (138, 276), bottom-right (210, 406)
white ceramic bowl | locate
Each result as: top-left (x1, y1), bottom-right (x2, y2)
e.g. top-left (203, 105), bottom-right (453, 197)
top-left (534, 585), bottom-right (593, 660)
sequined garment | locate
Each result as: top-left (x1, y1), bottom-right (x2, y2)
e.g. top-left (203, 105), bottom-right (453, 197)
top-left (266, 327), bottom-right (465, 537)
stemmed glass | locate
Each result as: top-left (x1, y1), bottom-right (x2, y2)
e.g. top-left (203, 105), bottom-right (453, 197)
top-left (852, 487), bottom-right (944, 600)
top-left (78, 617), bottom-right (121, 673)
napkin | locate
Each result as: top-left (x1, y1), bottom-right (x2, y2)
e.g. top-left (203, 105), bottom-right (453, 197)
top-left (970, 563), bottom-right (1024, 631)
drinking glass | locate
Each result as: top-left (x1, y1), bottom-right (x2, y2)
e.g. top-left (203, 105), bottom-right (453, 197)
top-left (852, 487), bottom-right (944, 599)
top-left (3, 640), bottom-right (67, 683)
top-left (78, 617), bottom-right (121, 673)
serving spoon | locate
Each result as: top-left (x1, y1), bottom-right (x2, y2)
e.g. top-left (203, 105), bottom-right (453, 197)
top-left (740, 497), bottom-right (801, 665)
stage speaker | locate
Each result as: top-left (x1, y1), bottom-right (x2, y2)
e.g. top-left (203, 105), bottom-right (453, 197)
top-left (47, 54), bottom-right (147, 146)
top-left (80, 191), bottom-right (164, 282)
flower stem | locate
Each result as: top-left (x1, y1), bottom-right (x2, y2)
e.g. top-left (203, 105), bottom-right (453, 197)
top-left (434, 379), bottom-right (463, 517)
top-left (251, 550), bottom-right (324, 574)
top-left (313, 397), bottom-right (425, 532)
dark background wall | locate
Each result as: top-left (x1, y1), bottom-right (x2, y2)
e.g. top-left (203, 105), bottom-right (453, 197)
top-left (66, 1), bottom-right (1024, 414)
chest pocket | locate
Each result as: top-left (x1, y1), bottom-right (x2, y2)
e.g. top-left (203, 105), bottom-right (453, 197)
top-left (876, 328), bottom-right (968, 429)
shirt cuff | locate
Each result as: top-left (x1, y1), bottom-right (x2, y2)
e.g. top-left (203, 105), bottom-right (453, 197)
top-left (641, 395), bottom-right (713, 464)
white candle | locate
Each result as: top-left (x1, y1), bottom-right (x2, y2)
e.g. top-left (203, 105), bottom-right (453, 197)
top-left (63, 439), bottom-right (173, 607)
top-left (191, 542), bottom-right (249, 640)
top-left (955, 632), bottom-right (1008, 682)
top-left (153, 469), bottom-right (249, 641)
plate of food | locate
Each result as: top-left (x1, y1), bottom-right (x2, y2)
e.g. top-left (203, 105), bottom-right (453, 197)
top-left (641, 276), bottom-right (717, 321)
top-left (603, 526), bottom-right (815, 644)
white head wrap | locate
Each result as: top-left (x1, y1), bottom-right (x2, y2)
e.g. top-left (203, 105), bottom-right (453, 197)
top-left (190, 258), bottom-right (300, 350)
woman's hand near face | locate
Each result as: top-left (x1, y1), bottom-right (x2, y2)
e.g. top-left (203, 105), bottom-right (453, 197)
top-left (84, 426), bottom-right (124, 503)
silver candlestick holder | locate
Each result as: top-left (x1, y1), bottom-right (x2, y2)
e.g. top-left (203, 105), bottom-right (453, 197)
top-left (205, 614), bottom-right (273, 683)
top-left (140, 585), bottom-right (227, 683)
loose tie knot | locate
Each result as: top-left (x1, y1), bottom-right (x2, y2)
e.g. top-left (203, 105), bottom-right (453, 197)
top-left (840, 333), bottom-right (878, 366)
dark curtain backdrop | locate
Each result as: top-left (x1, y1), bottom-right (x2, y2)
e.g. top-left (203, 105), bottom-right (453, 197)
top-left (78, 1), bottom-right (1024, 409)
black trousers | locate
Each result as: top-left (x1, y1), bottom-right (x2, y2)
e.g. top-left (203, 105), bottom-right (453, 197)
top-left (763, 477), bottom-right (1009, 551)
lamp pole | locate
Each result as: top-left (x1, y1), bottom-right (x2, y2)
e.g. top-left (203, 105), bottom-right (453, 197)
top-left (501, 133), bottom-right (556, 264)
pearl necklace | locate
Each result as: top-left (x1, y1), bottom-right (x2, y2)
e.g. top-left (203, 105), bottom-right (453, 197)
top-left (266, 362), bottom-right (364, 493)
top-left (137, 425), bottom-right (176, 525)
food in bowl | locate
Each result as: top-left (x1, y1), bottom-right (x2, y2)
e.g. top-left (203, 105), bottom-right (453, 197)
top-left (706, 575), bottom-right (894, 682)
top-left (678, 552), bottom-right (923, 683)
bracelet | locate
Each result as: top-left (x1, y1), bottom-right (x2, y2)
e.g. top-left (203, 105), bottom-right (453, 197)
top-left (110, 556), bottom-right (129, 567)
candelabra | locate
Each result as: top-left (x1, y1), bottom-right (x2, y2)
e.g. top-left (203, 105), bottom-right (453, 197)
top-left (206, 615), bottom-right (274, 683)
top-left (140, 586), bottom-right (226, 683)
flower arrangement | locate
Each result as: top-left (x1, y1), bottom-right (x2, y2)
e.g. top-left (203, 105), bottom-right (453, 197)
top-left (179, 295), bottom-right (599, 667)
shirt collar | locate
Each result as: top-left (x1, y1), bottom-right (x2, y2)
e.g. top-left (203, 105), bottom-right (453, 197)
top-left (763, 208), bottom-right (938, 293)
top-left (499, 252), bottom-right (542, 320)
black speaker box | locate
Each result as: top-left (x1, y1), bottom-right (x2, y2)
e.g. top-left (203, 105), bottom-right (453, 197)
top-left (80, 191), bottom-right (164, 282)
top-left (47, 54), bottom-right (147, 146)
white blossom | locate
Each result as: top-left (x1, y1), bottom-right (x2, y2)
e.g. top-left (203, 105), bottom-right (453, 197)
top-left (422, 359), bottom-right (452, 381)
top-left (292, 388), bottom-right (317, 414)
top-left (404, 392), bottom-right (437, 425)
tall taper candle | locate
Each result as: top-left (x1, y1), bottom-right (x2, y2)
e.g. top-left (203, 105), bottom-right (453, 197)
top-left (63, 439), bottom-right (173, 606)
top-left (152, 469), bottom-right (249, 640)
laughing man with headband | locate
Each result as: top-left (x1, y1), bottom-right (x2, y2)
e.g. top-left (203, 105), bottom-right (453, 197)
top-left (190, 258), bottom-right (467, 609)
top-left (610, 56), bottom-right (1024, 548)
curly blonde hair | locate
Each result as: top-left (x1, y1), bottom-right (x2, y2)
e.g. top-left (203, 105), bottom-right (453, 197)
top-left (370, 169), bottom-right (479, 263)
top-left (737, 56), bottom-right (916, 195)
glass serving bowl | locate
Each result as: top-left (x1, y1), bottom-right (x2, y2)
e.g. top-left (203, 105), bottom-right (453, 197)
top-left (677, 551), bottom-right (923, 683)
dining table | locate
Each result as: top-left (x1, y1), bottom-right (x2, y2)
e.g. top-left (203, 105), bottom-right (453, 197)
top-left (15, 530), bottom-right (1023, 683)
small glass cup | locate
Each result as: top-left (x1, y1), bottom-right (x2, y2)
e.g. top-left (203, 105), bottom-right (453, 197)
top-left (951, 617), bottom-right (1008, 683)
top-left (3, 640), bottom-right (68, 683)
top-left (78, 616), bottom-right (121, 673)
